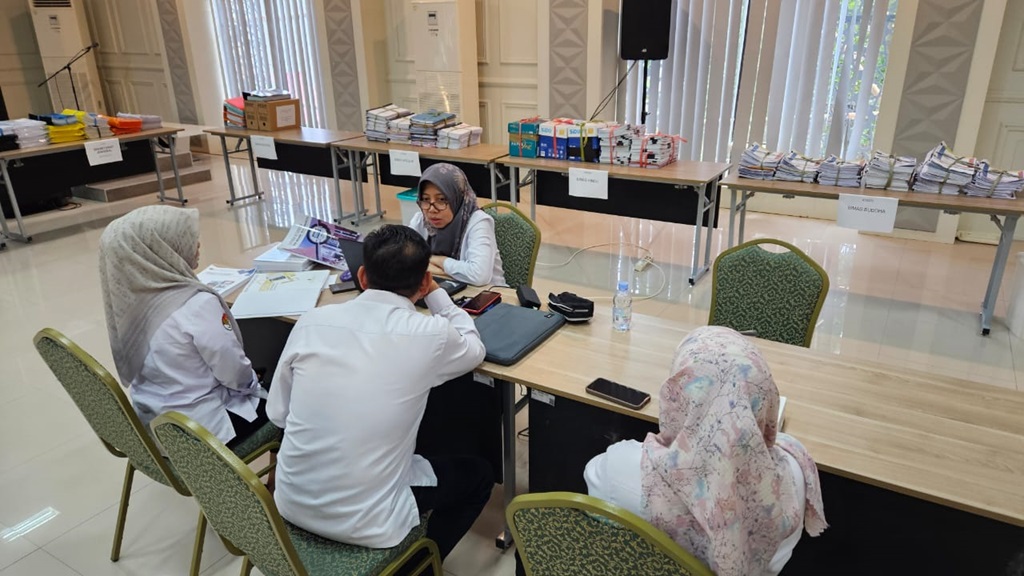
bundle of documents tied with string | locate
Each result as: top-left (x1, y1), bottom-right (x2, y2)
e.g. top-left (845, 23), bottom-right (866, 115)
top-left (409, 110), bottom-right (458, 147)
top-left (365, 104), bottom-right (412, 142)
top-left (963, 162), bottom-right (1024, 199)
top-left (738, 143), bottom-right (785, 179)
top-left (912, 142), bottom-right (978, 195)
top-left (864, 151), bottom-right (916, 191)
top-left (775, 152), bottom-right (824, 183)
top-left (817, 155), bottom-right (864, 187)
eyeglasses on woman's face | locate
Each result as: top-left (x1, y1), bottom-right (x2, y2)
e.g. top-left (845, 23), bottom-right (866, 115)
top-left (417, 197), bottom-right (450, 212)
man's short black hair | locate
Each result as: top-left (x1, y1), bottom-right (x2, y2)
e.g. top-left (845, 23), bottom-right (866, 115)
top-left (362, 224), bottom-right (430, 297)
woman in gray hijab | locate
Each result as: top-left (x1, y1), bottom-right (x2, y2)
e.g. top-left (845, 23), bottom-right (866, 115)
top-left (99, 205), bottom-right (273, 448)
top-left (408, 163), bottom-right (505, 286)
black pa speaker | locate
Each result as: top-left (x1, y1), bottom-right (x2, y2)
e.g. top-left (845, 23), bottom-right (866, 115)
top-left (618, 0), bottom-right (672, 61)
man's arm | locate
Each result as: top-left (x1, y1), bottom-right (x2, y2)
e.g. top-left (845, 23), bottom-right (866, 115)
top-left (424, 288), bottom-right (486, 382)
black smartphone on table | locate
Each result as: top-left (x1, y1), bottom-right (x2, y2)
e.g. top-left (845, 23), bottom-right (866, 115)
top-left (329, 280), bottom-right (357, 294)
top-left (585, 377), bottom-right (651, 410)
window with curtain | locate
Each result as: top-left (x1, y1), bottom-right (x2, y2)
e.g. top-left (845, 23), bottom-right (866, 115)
top-left (623, 0), bottom-right (898, 164)
top-left (209, 0), bottom-right (327, 128)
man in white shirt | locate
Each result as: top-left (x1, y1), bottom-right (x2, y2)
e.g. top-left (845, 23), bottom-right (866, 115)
top-left (267, 224), bottom-right (493, 560)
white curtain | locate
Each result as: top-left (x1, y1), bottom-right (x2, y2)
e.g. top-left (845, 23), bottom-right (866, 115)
top-left (624, 0), bottom-right (897, 163)
top-left (733, 0), bottom-right (896, 162)
top-left (209, 0), bottom-right (327, 128)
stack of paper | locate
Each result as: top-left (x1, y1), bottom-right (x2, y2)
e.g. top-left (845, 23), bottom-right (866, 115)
top-left (229, 270), bottom-right (331, 319)
top-left (0, 119), bottom-right (49, 149)
top-left (775, 152), bottom-right (823, 183)
top-left (864, 151), bottom-right (916, 191)
top-left (366, 104), bottom-right (412, 142)
top-left (117, 112), bottom-right (162, 130)
top-left (82, 113), bottom-right (113, 139)
top-left (196, 265), bottom-right (256, 297)
top-left (387, 117), bottom-right (412, 144)
top-left (629, 133), bottom-right (678, 168)
top-left (817, 156), bottom-right (864, 187)
top-left (913, 142), bottom-right (977, 195)
top-left (279, 216), bottom-right (360, 276)
top-left (436, 123), bottom-right (482, 149)
top-left (963, 162), bottom-right (1024, 199)
top-left (409, 111), bottom-right (458, 147)
top-left (107, 116), bottom-right (143, 135)
top-left (244, 88), bottom-right (291, 102)
top-left (253, 242), bottom-right (313, 272)
top-left (224, 97), bottom-right (245, 128)
top-left (738, 144), bottom-right (785, 179)
top-left (598, 124), bottom-right (642, 165)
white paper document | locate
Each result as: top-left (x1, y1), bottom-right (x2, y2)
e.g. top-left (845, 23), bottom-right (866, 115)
top-left (250, 135), bottom-right (278, 160)
top-left (389, 149), bottom-right (422, 176)
top-left (837, 194), bottom-right (898, 233)
top-left (568, 167), bottom-right (609, 200)
top-left (230, 270), bottom-right (330, 319)
top-left (196, 265), bottom-right (256, 297)
top-left (84, 139), bottom-right (124, 166)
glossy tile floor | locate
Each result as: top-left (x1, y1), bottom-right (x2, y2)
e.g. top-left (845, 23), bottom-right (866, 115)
top-left (1, 154), bottom-right (1023, 575)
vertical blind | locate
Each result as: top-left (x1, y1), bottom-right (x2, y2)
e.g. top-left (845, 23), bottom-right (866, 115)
top-left (209, 0), bottom-right (327, 128)
top-left (624, 0), bottom-right (897, 164)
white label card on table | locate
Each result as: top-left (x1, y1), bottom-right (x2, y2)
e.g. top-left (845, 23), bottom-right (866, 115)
top-left (84, 139), bottom-right (123, 166)
top-left (390, 149), bottom-right (422, 176)
top-left (837, 194), bottom-right (899, 233)
top-left (250, 135), bottom-right (278, 160)
top-left (568, 167), bottom-right (609, 200)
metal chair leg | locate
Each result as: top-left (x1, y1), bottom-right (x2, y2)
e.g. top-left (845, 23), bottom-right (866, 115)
top-left (190, 512), bottom-right (207, 576)
top-left (110, 462), bottom-right (136, 561)
top-left (240, 556), bottom-right (253, 576)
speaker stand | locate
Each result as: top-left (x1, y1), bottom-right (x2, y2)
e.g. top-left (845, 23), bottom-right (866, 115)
top-left (640, 59), bottom-right (650, 128)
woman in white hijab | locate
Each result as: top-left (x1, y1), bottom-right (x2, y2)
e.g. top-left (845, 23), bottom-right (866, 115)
top-left (99, 205), bottom-right (271, 448)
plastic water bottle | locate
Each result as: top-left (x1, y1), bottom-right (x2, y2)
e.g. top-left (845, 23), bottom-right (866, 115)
top-left (612, 281), bottom-right (632, 332)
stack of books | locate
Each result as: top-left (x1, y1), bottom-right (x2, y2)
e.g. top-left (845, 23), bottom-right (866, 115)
top-left (82, 113), bottom-right (113, 139)
top-left (0, 133), bottom-right (15, 152)
top-left (598, 124), bottom-right (642, 165)
top-left (224, 97), bottom-right (245, 128)
top-left (963, 162), bottom-right (1024, 199)
top-left (817, 156), bottom-right (864, 187)
top-left (253, 243), bottom-right (313, 272)
top-left (409, 110), bottom-right (458, 147)
top-left (117, 112), bottom-right (162, 130)
top-left (365, 104), bottom-right (413, 142)
top-left (107, 115), bottom-right (142, 136)
top-left (913, 142), bottom-right (977, 195)
top-left (775, 152), bottom-right (823, 183)
top-left (437, 124), bottom-right (483, 150)
top-left (738, 144), bottom-right (784, 179)
top-left (387, 117), bottom-right (412, 144)
top-left (864, 151), bottom-right (916, 191)
top-left (629, 133), bottom-right (678, 168)
top-left (30, 113), bottom-right (86, 144)
top-left (0, 119), bottom-right (49, 149)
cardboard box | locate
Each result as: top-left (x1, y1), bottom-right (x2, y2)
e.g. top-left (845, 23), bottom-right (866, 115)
top-left (554, 123), bottom-right (570, 159)
top-left (538, 121), bottom-right (557, 158)
top-left (246, 98), bottom-right (301, 131)
top-left (566, 124), bottom-right (584, 161)
top-left (582, 121), bottom-right (607, 162)
top-left (508, 118), bottom-right (541, 158)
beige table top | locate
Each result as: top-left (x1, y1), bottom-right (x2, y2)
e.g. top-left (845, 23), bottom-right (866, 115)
top-left (202, 126), bottom-right (363, 148)
top-left (334, 136), bottom-right (510, 165)
top-left (721, 173), bottom-right (1024, 217)
top-left (223, 269), bottom-right (1024, 527)
top-left (500, 156), bottom-right (732, 187)
top-left (0, 127), bottom-right (183, 162)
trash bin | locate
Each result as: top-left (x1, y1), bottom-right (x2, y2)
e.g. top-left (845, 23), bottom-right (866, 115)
top-left (397, 188), bottom-right (419, 226)
top-left (1008, 252), bottom-right (1024, 338)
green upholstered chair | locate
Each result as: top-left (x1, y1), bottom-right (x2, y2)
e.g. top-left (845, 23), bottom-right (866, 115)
top-left (709, 239), bottom-right (829, 347)
top-left (32, 328), bottom-right (281, 576)
top-left (151, 411), bottom-right (442, 576)
top-left (481, 202), bottom-right (541, 288)
top-left (507, 492), bottom-right (715, 576)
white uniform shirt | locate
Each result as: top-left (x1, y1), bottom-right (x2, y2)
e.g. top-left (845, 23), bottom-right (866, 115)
top-left (128, 292), bottom-right (261, 444)
top-left (267, 288), bottom-right (486, 548)
top-left (584, 438), bottom-right (806, 576)
top-left (409, 210), bottom-right (506, 286)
